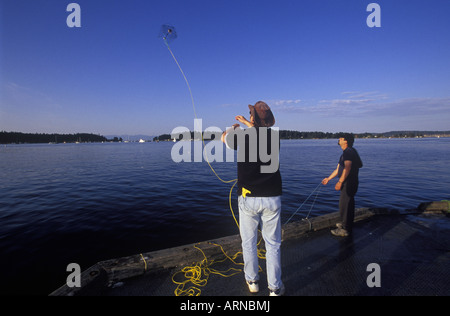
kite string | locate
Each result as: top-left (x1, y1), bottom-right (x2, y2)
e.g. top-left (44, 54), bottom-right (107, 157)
top-left (163, 39), bottom-right (197, 119)
top-left (284, 182), bottom-right (322, 225)
top-left (163, 38), bottom-right (236, 185)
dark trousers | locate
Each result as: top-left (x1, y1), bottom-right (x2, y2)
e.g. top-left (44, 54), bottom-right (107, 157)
top-left (339, 181), bottom-right (358, 232)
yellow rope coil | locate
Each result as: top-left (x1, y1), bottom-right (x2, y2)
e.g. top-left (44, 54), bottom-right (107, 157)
top-left (171, 243), bottom-right (243, 296)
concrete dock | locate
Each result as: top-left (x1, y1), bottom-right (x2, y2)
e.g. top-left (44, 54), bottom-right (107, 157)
top-left (51, 202), bottom-right (450, 296)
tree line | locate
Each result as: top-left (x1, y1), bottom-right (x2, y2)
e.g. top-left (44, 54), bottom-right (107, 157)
top-left (4, 129), bottom-right (448, 144)
top-left (280, 130), bottom-right (450, 139)
top-left (0, 132), bottom-right (107, 144)
top-left (153, 130), bottom-right (450, 142)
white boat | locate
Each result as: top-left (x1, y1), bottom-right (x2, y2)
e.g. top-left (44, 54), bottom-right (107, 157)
top-left (139, 139), bottom-right (145, 143)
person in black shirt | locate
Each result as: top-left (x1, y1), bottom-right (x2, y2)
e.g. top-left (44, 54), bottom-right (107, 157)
top-left (322, 133), bottom-right (363, 236)
top-left (221, 101), bottom-right (284, 296)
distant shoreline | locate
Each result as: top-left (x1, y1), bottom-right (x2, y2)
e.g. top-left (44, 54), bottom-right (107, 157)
top-left (0, 132), bottom-right (107, 144)
top-left (153, 130), bottom-right (450, 142)
top-left (2, 130), bottom-right (449, 144)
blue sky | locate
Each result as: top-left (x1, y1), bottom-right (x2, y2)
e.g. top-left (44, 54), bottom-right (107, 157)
top-left (1, 0), bottom-right (449, 135)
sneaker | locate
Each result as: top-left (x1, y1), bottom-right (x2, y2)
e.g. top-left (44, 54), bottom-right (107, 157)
top-left (246, 280), bottom-right (259, 293)
top-left (331, 228), bottom-right (349, 237)
top-left (269, 284), bottom-right (285, 296)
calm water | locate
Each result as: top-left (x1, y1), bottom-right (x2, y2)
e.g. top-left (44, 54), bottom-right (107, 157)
top-left (1, 138), bottom-right (449, 295)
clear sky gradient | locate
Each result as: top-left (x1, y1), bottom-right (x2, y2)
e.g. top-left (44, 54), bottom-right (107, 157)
top-left (1, 0), bottom-right (449, 135)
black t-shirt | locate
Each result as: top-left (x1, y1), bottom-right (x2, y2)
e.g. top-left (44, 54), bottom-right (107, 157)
top-left (225, 127), bottom-right (282, 197)
top-left (338, 147), bottom-right (363, 183)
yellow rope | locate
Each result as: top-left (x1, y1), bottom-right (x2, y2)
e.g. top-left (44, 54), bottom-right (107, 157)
top-left (171, 243), bottom-right (243, 296)
top-left (139, 253), bottom-right (147, 271)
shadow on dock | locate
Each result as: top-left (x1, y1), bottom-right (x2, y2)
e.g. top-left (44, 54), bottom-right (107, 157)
top-left (51, 202), bottom-right (450, 296)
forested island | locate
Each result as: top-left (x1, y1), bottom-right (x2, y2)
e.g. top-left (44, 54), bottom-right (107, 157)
top-left (0, 132), bottom-right (107, 144)
top-left (153, 130), bottom-right (450, 142)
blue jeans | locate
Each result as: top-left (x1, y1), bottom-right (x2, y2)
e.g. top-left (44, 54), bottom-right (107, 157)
top-left (238, 195), bottom-right (283, 290)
